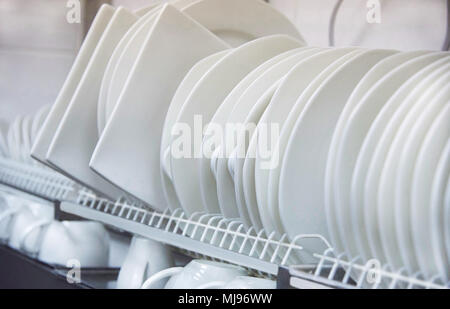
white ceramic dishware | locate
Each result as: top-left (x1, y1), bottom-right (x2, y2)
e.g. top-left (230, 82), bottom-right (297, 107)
top-left (251, 48), bottom-right (359, 234)
top-left (141, 259), bottom-right (247, 289)
top-left (349, 55), bottom-right (449, 263)
top-left (221, 48), bottom-right (320, 223)
top-left (375, 73), bottom-right (450, 273)
top-left (20, 220), bottom-right (110, 267)
top-left (90, 4), bottom-right (229, 211)
top-left (31, 5), bottom-right (115, 164)
top-left (160, 50), bottom-right (231, 212)
top-left (370, 70), bottom-right (450, 273)
top-left (335, 52), bottom-right (445, 265)
top-left (117, 237), bottom-right (174, 289)
top-left (411, 103), bottom-right (450, 280)
top-left (168, 35), bottom-right (303, 217)
top-left (430, 140), bottom-right (450, 281)
top-left (46, 8), bottom-right (138, 199)
top-left (278, 49), bottom-right (394, 255)
top-left (196, 276), bottom-right (276, 289)
top-left (199, 48), bottom-right (313, 217)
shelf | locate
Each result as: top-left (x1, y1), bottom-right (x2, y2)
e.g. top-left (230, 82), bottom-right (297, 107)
top-left (1, 157), bottom-right (449, 289)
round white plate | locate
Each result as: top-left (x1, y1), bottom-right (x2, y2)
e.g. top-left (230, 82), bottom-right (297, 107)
top-left (220, 48), bottom-right (319, 222)
top-left (444, 177), bottom-right (450, 263)
top-left (278, 49), bottom-right (394, 254)
top-left (267, 49), bottom-right (364, 237)
top-left (377, 73), bottom-right (450, 275)
top-left (335, 52), bottom-right (446, 264)
top-left (169, 35), bottom-right (303, 216)
top-left (431, 139), bottom-right (450, 281)
top-left (199, 48), bottom-right (312, 217)
top-left (253, 48), bottom-right (360, 236)
top-left (350, 55), bottom-right (449, 263)
top-left (412, 103), bottom-right (450, 280)
top-left (160, 50), bottom-right (231, 212)
top-left (234, 81), bottom-right (281, 227)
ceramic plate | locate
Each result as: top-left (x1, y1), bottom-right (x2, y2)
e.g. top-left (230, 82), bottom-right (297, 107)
top-left (376, 71), bottom-right (450, 274)
top-left (251, 48), bottom-right (360, 236)
top-left (198, 48), bottom-right (311, 216)
top-left (222, 48), bottom-right (319, 223)
top-left (98, 4), bottom-right (163, 134)
top-left (46, 8), bottom-right (138, 199)
top-left (168, 35), bottom-right (302, 216)
top-left (349, 54), bottom-right (448, 263)
top-left (430, 139), bottom-right (450, 281)
top-left (340, 54), bottom-right (442, 269)
top-left (90, 5), bottom-right (229, 210)
top-left (103, 0), bottom-right (305, 134)
top-left (31, 5), bottom-right (115, 164)
top-left (267, 49), bottom-right (363, 238)
top-left (278, 49), bottom-right (394, 255)
top-left (335, 52), bottom-right (445, 264)
top-left (371, 70), bottom-right (450, 274)
top-left (161, 49), bottom-right (231, 212)
top-left (411, 103), bottom-right (450, 279)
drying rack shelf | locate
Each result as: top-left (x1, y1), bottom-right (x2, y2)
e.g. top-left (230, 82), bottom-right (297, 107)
top-left (0, 157), bottom-right (448, 289)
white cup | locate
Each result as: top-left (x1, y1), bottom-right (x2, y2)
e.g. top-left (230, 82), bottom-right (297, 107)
top-left (196, 276), bottom-right (276, 289)
top-left (20, 221), bottom-right (110, 267)
top-left (117, 237), bottom-right (174, 289)
top-left (141, 259), bottom-right (247, 289)
top-left (8, 207), bottom-right (46, 250)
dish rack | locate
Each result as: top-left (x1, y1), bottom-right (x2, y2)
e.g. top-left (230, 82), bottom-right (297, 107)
top-left (0, 157), bottom-right (448, 289)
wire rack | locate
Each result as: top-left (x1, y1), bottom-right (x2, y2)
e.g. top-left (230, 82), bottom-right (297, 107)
top-left (0, 158), bottom-right (75, 201)
top-left (0, 157), bottom-right (448, 289)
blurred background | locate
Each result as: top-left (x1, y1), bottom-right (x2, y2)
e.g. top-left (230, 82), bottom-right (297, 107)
top-left (0, 0), bottom-right (448, 124)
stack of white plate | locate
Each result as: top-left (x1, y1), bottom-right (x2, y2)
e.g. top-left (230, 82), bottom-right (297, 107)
top-left (19, 0), bottom-right (448, 281)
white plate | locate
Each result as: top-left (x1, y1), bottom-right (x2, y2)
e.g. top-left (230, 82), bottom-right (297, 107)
top-left (160, 50), bottom-right (231, 212)
top-left (183, 0), bottom-right (303, 47)
top-left (134, 2), bottom-right (162, 16)
top-left (21, 115), bottom-right (32, 162)
top-left (278, 49), bottom-right (394, 254)
top-left (169, 35), bottom-right (303, 216)
top-left (46, 8), bottom-right (138, 199)
top-left (372, 69), bottom-right (450, 274)
top-left (349, 54), bottom-right (448, 263)
top-left (267, 49), bottom-right (363, 237)
top-left (251, 48), bottom-right (360, 236)
top-left (199, 48), bottom-right (310, 216)
top-left (336, 52), bottom-right (445, 264)
top-left (376, 72), bottom-right (450, 274)
top-left (444, 177), bottom-right (450, 263)
top-left (431, 139), bottom-right (450, 280)
top-left (234, 81), bottom-right (281, 226)
top-left (90, 5), bottom-right (229, 210)
top-left (103, 0), bottom-right (305, 134)
top-left (102, 0), bottom-right (198, 134)
top-left (223, 48), bottom-right (319, 223)
top-left (30, 5), bottom-right (115, 164)
top-left (98, 5), bottom-right (164, 135)
top-left (412, 103), bottom-right (450, 280)
top-left (344, 53), bottom-right (447, 268)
